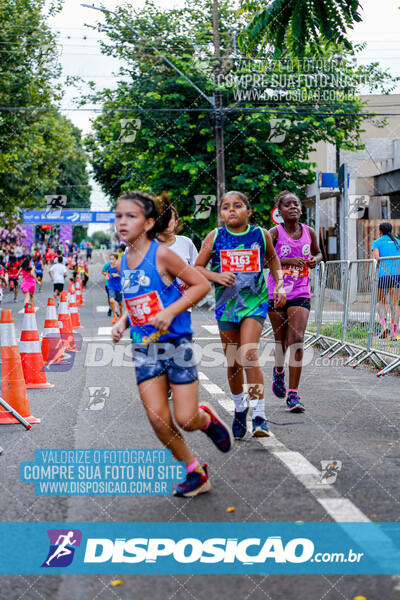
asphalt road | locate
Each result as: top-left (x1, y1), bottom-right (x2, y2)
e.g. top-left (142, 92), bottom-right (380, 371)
top-left (0, 250), bottom-right (399, 600)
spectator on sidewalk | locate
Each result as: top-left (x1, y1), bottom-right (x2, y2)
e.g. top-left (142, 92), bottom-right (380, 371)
top-left (372, 222), bottom-right (400, 341)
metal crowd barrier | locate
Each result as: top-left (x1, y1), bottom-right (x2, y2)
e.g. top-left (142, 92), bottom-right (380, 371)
top-left (311, 257), bottom-right (400, 375)
top-left (205, 255), bottom-right (400, 377)
top-left (314, 260), bottom-right (350, 358)
top-left (303, 262), bottom-right (325, 348)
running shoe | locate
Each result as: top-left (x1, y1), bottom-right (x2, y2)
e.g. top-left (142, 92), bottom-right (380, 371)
top-left (174, 464), bottom-right (211, 497)
top-left (286, 392), bottom-right (305, 413)
top-left (379, 328), bottom-right (390, 339)
top-left (272, 367), bottom-right (286, 398)
top-left (107, 308), bottom-right (112, 317)
top-left (232, 407), bottom-right (249, 439)
top-left (252, 416), bottom-right (270, 437)
top-left (112, 315), bottom-right (118, 324)
top-left (199, 403), bottom-right (233, 453)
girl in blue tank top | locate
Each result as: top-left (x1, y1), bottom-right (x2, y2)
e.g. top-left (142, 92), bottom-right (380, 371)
top-left (111, 190), bottom-right (233, 497)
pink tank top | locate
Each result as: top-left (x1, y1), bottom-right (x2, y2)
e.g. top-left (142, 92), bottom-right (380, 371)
top-left (21, 269), bottom-right (35, 284)
top-left (267, 224), bottom-right (312, 300)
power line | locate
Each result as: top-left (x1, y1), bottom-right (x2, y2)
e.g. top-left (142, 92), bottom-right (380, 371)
top-left (1, 105), bottom-right (400, 117)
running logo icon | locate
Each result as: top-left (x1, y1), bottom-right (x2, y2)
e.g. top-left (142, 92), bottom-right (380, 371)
top-left (121, 270), bottom-right (150, 294)
top-left (42, 529), bottom-right (82, 567)
top-left (320, 460), bottom-right (342, 484)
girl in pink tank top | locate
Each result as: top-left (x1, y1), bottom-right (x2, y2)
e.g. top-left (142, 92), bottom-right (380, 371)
top-left (18, 255), bottom-right (38, 305)
top-left (267, 191), bottom-right (322, 413)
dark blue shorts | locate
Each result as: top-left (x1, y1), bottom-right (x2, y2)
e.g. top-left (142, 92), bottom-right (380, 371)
top-left (108, 288), bottom-right (122, 302)
top-left (217, 315), bottom-right (265, 331)
top-left (132, 335), bottom-right (198, 385)
top-left (378, 275), bottom-right (400, 289)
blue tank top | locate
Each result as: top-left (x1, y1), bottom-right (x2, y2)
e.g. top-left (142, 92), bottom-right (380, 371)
top-left (120, 241), bottom-right (192, 344)
top-left (35, 260), bottom-right (43, 274)
top-left (107, 265), bottom-right (121, 291)
top-left (211, 224), bottom-right (269, 322)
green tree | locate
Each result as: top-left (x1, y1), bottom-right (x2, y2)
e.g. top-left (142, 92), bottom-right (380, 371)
top-left (85, 0), bottom-right (395, 236)
top-left (0, 0), bottom-right (86, 216)
top-left (90, 230), bottom-right (111, 248)
top-left (55, 123), bottom-right (91, 209)
top-left (240, 0), bottom-right (362, 57)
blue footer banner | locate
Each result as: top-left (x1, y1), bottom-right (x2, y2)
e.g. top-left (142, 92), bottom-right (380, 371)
top-left (0, 522), bottom-right (399, 574)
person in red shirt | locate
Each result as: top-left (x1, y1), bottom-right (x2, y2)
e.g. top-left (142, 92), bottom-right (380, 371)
top-left (45, 247), bottom-right (52, 265)
top-left (33, 247), bottom-right (42, 262)
top-left (7, 255), bottom-right (20, 302)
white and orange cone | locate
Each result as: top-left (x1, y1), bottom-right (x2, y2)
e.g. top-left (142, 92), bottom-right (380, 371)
top-left (58, 291), bottom-right (78, 352)
top-left (0, 309), bottom-right (39, 424)
top-left (68, 289), bottom-right (83, 329)
top-left (75, 275), bottom-right (84, 306)
top-left (20, 302), bottom-right (54, 389)
top-left (41, 297), bottom-right (67, 364)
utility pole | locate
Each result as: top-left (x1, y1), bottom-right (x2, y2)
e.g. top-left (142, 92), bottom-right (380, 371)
top-left (335, 117), bottom-right (341, 259)
top-left (212, 0), bottom-right (226, 207)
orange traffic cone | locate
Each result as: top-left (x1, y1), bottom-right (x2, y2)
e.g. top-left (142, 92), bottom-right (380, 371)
top-left (20, 302), bottom-right (54, 389)
top-left (68, 289), bottom-right (83, 329)
top-left (75, 275), bottom-right (84, 306)
top-left (0, 310), bottom-right (40, 424)
top-left (41, 297), bottom-right (68, 364)
top-left (58, 291), bottom-right (78, 352)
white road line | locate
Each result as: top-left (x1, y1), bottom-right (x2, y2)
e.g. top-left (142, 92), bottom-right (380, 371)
top-left (96, 306), bottom-right (109, 313)
top-left (198, 370), bottom-right (370, 523)
top-left (198, 370), bottom-right (400, 583)
top-left (202, 325), bottom-right (219, 334)
top-left (318, 498), bottom-right (370, 523)
top-left (201, 382), bottom-right (226, 395)
top-left (97, 327), bottom-right (112, 335)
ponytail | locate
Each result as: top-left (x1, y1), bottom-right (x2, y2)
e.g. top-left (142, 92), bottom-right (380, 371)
top-left (156, 192), bottom-right (182, 234)
top-left (379, 222), bottom-right (400, 250)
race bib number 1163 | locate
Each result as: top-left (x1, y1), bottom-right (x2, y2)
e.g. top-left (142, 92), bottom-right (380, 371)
top-left (220, 248), bottom-right (261, 273)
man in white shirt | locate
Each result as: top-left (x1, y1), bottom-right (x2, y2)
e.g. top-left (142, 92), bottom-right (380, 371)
top-left (49, 256), bottom-right (67, 298)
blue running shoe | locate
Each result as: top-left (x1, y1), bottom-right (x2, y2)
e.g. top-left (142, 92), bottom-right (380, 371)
top-left (232, 407), bottom-right (249, 439)
top-left (252, 416), bottom-right (270, 437)
top-left (174, 464), bottom-right (211, 497)
top-left (199, 403), bottom-right (233, 453)
top-left (286, 392), bottom-right (305, 413)
top-left (272, 367), bottom-right (286, 398)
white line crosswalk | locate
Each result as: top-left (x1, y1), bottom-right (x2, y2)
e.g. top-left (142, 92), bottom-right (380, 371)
top-left (198, 370), bottom-right (370, 523)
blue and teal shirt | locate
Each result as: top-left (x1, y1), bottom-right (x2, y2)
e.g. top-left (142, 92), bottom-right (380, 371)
top-left (210, 224), bottom-right (269, 322)
top-left (372, 235), bottom-right (400, 276)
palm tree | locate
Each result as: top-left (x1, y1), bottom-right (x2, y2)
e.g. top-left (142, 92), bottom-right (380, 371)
top-left (243, 0), bottom-right (362, 56)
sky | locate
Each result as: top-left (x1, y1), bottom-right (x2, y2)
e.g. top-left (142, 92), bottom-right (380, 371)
top-left (46, 0), bottom-right (400, 230)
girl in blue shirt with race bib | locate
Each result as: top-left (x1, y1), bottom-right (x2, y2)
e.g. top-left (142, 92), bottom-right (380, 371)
top-left (111, 191), bottom-right (233, 497)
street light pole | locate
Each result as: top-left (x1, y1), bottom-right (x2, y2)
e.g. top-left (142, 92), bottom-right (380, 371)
top-left (212, 0), bottom-right (226, 207)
